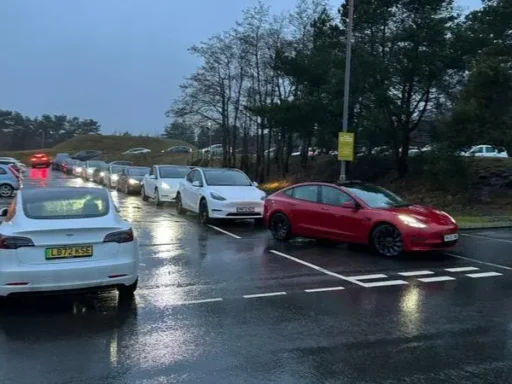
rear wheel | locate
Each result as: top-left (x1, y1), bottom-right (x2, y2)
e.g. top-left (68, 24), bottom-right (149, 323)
top-left (176, 193), bottom-right (186, 215)
top-left (0, 184), bottom-right (13, 198)
top-left (141, 186), bottom-right (149, 201)
top-left (199, 199), bottom-right (211, 225)
top-left (269, 213), bottom-right (291, 241)
top-left (371, 224), bottom-right (404, 257)
top-left (118, 279), bottom-right (138, 298)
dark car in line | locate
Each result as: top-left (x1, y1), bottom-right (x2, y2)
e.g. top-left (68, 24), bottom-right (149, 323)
top-left (60, 158), bottom-right (76, 174)
top-left (116, 166), bottom-right (150, 194)
top-left (92, 163), bottom-right (110, 184)
top-left (51, 153), bottom-right (70, 170)
top-left (71, 150), bottom-right (102, 161)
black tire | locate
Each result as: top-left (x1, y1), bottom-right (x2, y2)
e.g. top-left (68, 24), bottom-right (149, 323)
top-left (141, 186), bottom-right (149, 201)
top-left (198, 199), bottom-right (211, 225)
top-left (269, 213), bottom-right (291, 241)
top-left (118, 279), bottom-right (138, 298)
top-left (176, 193), bottom-right (186, 215)
top-left (0, 184), bottom-right (13, 198)
top-left (154, 189), bottom-right (163, 207)
top-left (371, 224), bottom-right (404, 257)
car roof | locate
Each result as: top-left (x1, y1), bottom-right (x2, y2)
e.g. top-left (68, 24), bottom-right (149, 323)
top-left (156, 164), bottom-right (190, 167)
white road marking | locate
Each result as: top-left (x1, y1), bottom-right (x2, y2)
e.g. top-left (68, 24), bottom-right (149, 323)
top-left (418, 276), bottom-right (455, 283)
top-left (269, 250), bottom-right (367, 287)
top-left (360, 280), bottom-right (408, 288)
top-left (173, 298), bottom-right (223, 305)
top-left (461, 233), bottom-right (512, 244)
top-left (398, 270), bottom-right (434, 276)
top-left (243, 292), bottom-right (286, 298)
top-left (445, 266), bottom-right (479, 272)
top-left (466, 272), bottom-right (503, 278)
top-left (305, 286), bottom-right (345, 293)
top-left (349, 274), bottom-right (387, 280)
top-left (207, 224), bottom-right (241, 239)
top-left (446, 252), bottom-right (512, 271)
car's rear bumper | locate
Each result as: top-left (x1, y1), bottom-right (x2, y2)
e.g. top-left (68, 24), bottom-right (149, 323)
top-left (0, 259), bottom-right (139, 297)
top-left (31, 161), bottom-right (50, 167)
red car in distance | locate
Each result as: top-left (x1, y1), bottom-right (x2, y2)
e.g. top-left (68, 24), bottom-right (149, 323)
top-left (263, 181), bottom-right (459, 257)
top-left (31, 153), bottom-right (51, 168)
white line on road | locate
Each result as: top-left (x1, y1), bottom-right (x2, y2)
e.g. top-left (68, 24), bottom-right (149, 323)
top-left (398, 270), bottom-right (434, 276)
top-left (173, 298), bottom-right (223, 305)
top-left (445, 266), bottom-right (479, 272)
top-left (207, 224), bottom-right (241, 239)
top-left (417, 276), bottom-right (456, 283)
top-left (243, 292), bottom-right (287, 298)
top-left (349, 274), bottom-right (387, 280)
top-left (360, 280), bottom-right (408, 288)
top-left (466, 272), bottom-right (503, 278)
top-left (305, 286), bottom-right (345, 293)
top-left (461, 233), bottom-right (512, 244)
top-left (446, 252), bottom-right (512, 271)
top-left (269, 250), bottom-right (367, 287)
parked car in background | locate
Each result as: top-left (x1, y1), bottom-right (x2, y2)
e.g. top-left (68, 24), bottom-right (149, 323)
top-left (30, 153), bottom-right (51, 168)
top-left (201, 144), bottom-right (223, 156)
top-left (263, 181), bottom-right (459, 257)
top-left (0, 164), bottom-right (20, 197)
top-left (103, 164), bottom-right (127, 189)
top-left (72, 150), bottom-right (102, 161)
top-left (176, 167), bottom-right (265, 224)
top-left (92, 163), bottom-right (109, 184)
top-left (0, 187), bottom-right (139, 297)
top-left (461, 145), bottom-right (508, 158)
top-left (109, 160), bottom-right (133, 166)
top-left (162, 146), bottom-right (192, 154)
top-left (117, 166), bottom-right (150, 194)
top-left (0, 157), bottom-right (26, 172)
top-left (0, 160), bottom-right (21, 175)
top-left (141, 165), bottom-right (190, 205)
top-left (122, 148), bottom-right (151, 155)
top-left (51, 153), bottom-right (70, 170)
top-left (81, 160), bottom-right (107, 181)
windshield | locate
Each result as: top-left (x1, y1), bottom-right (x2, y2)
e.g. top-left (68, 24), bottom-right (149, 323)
top-left (159, 166), bottom-right (190, 178)
top-left (127, 168), bottom-right (149, 176)
top-left (111, 166), bottom-right (125, 174)
top-left (203, 169), bottom-right (252, 186)
top-left (344, 184), bottom-right (409, 208)
top-left (22, 188), bottom-right (109, 219)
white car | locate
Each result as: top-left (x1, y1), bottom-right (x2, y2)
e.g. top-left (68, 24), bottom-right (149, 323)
top-left (122, 148), bottom-right (151, 155)
top-left (461, 145), bottom-right (508, 158)
top-left (176, 167), bottom-right (266, 224)
top-left (103, 164), bottom-right (126, 189)
top-left (141, 165), bottom-right (191, 206)
top-left (0, 187), bottom-right (139, 297)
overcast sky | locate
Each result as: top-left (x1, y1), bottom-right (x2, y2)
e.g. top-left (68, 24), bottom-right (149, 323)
top-left (0, 0), bottom-right (482, 135)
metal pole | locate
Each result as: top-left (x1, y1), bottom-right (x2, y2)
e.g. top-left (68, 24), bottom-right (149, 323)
top-left (339, 0), bottom-right (354, 182)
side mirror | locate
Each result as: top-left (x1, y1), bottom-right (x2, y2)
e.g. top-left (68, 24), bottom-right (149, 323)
top-left (192, 181), bottom-right (202, 187)
top-left (341, 201), bottom-right (359, 209)
top-left (253, 181), bottom-right (259, 187)
top-left (0, 208), bottom-right (8, 217)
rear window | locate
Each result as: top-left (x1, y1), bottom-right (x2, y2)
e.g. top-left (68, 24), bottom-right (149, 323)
top-left (127, 168), bottom-right (149, 176)
top-left (22, 189), bottom-right (109, 220)
top-left (159, 166), bottom-right (190, 178)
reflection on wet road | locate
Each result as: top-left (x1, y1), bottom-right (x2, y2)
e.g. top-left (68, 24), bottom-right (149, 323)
top-left (2, 171), bottom-right (512, 383)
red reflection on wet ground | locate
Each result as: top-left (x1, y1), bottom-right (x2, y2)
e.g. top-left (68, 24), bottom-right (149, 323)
top-left (29, 168), bottom-right (49, 187)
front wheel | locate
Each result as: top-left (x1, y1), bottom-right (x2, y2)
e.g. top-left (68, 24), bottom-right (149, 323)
top-left (141, 186), bottom-right (149, 201)
top-left (176, 194), bottom-right (186, 215)
top-left (269, 213), bottom-right (291, 241)
top-left (155, 189), bottom-right (163, 207)
top-left (199, 199), bottom-right (211, 225)
top-left (371, 224), bottom-right (404, 257)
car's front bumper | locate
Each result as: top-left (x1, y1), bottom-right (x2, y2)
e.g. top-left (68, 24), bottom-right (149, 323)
top-left (208, 200), bottom-right (264, 219)
top-left (403, 225), bottom-right (459, 252)
top-left (158, 188), bottom-right (178, 202)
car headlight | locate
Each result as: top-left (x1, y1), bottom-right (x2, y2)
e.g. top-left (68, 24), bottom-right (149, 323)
top-left (210, 192), bottom-right (226, 201)
top-left (161, 182), bottom-right (171, 189)
top-left (129, 178), bottom-right (139, 184)
top-left (87, 168), bottom-right (94, 173)
top-left (398, 214), bottom-right (427, 228)
top-left (100, 172), bottom-right (105, 176)
top-left (76, 167), bottom-right (82, 172)
top-left (111, 174), bottom-right (119, 181)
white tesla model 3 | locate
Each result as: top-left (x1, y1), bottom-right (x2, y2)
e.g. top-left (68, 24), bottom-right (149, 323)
top-left (0, 187), bottom-right (139, 298)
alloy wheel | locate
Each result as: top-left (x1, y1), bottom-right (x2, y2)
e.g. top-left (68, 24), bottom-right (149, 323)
top-left (270, 213), bottom-right (290, 241)
top-left (0, 185), bottom-right (12, 197)
top-left (372, 224), bottom-right (404, 257)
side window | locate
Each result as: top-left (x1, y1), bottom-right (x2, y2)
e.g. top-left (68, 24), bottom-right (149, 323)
top-left (0, 168), bottom-right (6, 175)
top-left (284, 188), bottom-right (294, 197)
top-left (149, 167), bottom-right (155, 176)
top-left (293, 185), bottom-right (319, 203)
top-left (321, 186), bottom-right (351, 206)
top-left (472, 146), bottom-right (484, 154)
top-left (484, 146), bottom-right (494, 153)
top-left (192, 171), bottom-right (203, 185)
top-left (186, 170), bottom-right (196, 183)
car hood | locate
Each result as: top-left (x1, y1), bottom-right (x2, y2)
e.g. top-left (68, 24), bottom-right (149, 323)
top-left (128, 176), bottom-right (144, 182)
top-left (387, 205), bottom-right (455, 226)
top-left (208, 186), bottom-right (265, 201)
top-left (159, 178), bottom-right (182, 188)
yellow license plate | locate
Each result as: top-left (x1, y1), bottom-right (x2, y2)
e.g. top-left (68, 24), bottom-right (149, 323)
top-left (45, 245), bottom-right (93, 259)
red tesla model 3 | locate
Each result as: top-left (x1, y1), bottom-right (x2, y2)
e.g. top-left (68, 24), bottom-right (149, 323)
top-left (263, 181), bottom-right (459, 257)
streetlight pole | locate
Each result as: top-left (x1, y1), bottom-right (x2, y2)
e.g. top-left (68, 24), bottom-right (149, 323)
top-left (208, 121), bottom-right (212, 149)
top-left (339, 0), bottom-right (354, 182)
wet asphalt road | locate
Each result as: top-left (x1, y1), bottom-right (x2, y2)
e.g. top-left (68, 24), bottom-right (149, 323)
top-left (2, 168), bottom-right (512, 383)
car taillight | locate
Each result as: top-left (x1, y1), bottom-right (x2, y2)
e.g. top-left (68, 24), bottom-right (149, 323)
top-left (103, 228), bottom-right (134, 243)
top-left (0, 234), bottom-right (35, 249)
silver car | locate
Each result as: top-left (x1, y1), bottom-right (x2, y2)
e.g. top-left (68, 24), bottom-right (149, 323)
top-left (0, 164), bottom-right (20, 197)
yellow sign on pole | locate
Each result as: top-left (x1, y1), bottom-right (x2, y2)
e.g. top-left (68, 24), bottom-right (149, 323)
top-left (338, 132), bottom-right (354, 161)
